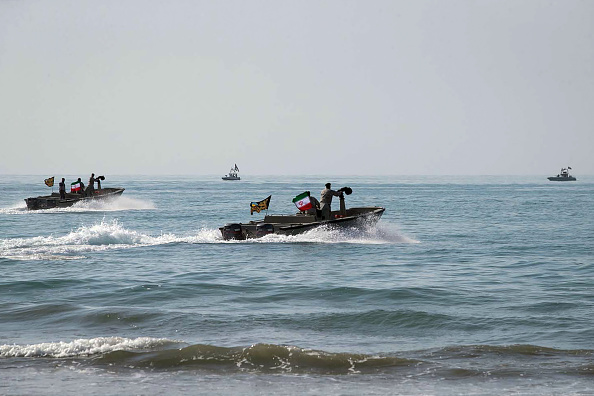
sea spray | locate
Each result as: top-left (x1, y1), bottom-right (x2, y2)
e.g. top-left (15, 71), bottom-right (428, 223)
top-left (0, 220), bottom-right (415, 260)
top-left (0, 219), bottom-right (179, 260)
top-left (0, 337), bottom-right (177, 358)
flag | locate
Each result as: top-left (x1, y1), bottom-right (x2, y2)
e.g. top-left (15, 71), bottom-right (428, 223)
top-left (71, 181), bottom-right (82, 192)
top-left (44, 177), bottom-right (54, 187)
top-left (251, 195), bottom-right (271, 215)
top-left (292, 191), bottom-right (312, 211)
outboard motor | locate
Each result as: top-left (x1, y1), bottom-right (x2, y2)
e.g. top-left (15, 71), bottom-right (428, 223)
top-left (255, 223), bottom-right (275, 238)
top-left (337, 187), bottom-right (352, 216)
top-left (223, 223), bottom-right (244, 240)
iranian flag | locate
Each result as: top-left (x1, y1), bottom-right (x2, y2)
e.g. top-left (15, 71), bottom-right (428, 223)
top-left (71, 181), bottom-right (82, 192)
top-left (292, 191), bottom-right (312, 211)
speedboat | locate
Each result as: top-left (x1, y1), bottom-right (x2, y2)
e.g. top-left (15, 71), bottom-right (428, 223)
top-left (220, 187), bottom-right (385, 240)
top-left (548, 167), bottom-right (576, 181)
top-left (25, 188), bottom-right (125, 210)
top-left (25, 176), bottom-right (124, 210)
top-left (222, 164), bottom-right (241, 180)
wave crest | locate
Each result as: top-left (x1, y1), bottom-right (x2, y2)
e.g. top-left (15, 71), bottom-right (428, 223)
top-left (2, 340), bottom-right (591, 376)
top-left (0, 336), bottom-right (176, 358)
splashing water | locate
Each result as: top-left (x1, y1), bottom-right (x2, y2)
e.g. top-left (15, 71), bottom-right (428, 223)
top-left (0, 218), bottom-right (416, 260)
top-left (0, 337), bottom-right (178, 358)
top-left (246, 223), bottom-right (419, 244)
top-left (70, 196), bottom-right (156, 211)
top-left (0, 219), bottom-right (179, 260)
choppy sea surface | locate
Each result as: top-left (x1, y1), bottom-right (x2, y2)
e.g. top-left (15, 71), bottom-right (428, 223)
top-left (1, 175), bottom-right (592, 395)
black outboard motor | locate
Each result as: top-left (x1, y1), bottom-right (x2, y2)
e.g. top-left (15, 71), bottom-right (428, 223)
top-left (223, 223), bottom-right (244, 240)
top-left (337, 187), bottom-right (352, 216)
top-left (256, 223), bottom-right (275, 238)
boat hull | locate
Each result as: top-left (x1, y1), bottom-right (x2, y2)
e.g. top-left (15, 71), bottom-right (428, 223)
top-left (220, 207), bottom-right (385, 240)
top-left (547, 176), bottom-right (576, 181)
top-left (222, 176), bottom-right (241, 180)
top-left (25, 188), bottom-right (125, 210)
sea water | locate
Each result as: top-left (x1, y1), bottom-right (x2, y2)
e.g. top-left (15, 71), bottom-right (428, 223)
top-left (1, 175), bottom-right (592, 395)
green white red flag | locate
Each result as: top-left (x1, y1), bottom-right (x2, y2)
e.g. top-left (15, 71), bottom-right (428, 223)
top-left (292, 191), bottom-right (312, 211)
top-left (71, 181), bottom-right (82, 192)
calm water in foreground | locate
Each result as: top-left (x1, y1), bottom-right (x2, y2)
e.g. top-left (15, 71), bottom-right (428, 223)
top-left (1, 175), bottom-right (593, 395)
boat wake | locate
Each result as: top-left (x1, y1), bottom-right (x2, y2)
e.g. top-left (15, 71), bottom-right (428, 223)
top-left (245, 223), bottom-right (419, 244)
top-left (0, 219), bottom-right (182, 260)
top-left (0, 220), bottom-right (417, 260)
top-left (0, 201), bottom-right (28, 214)
top-left (70, 196), bottom-right (156, 211)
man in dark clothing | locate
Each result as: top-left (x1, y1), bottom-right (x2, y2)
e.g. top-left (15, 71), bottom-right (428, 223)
top-left (86, 173), bottom-right (96, 197)
top-left (59, 178), bottom-right (66, 200)
top-left (320, 183), bottom-right (342, 220)
top-left (76, 178), bottom-right (85, 195)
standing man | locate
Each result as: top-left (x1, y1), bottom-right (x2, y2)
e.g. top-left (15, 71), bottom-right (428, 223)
top-left (86, 173), bottom-right (96, 197)
top-left (320, 183), bottom-right (341, 220)
top-left (59, 178), bottom-right (66, 200)
top-left (74, 178), bottom-right (85, 195)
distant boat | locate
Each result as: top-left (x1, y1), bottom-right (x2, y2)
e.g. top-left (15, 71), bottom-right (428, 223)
top-left (548, 167), bottom-right (576, 181)
top-left (222, 164), bottom-right (241, 181)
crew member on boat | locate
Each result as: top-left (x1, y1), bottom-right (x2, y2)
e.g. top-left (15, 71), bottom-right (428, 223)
top-left (75, 178), bottom-right (85, 195)
top-left (306, 195), bottom-right (321, 218)
top-left (59, 178), bottom-right (66, 200)
top-left (320, 183), bottom-right (341, 220)
top-left (86, 173), bottom-right (96, 197)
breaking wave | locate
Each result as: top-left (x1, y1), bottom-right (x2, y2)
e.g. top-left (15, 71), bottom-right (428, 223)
top-left (0, 337), bottom-right (177, 358)
top-left (1, 338), bottom-right (591, 377)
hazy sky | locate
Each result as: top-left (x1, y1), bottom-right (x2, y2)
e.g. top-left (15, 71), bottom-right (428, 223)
top-left (1, 0), bottom-right (592, 175)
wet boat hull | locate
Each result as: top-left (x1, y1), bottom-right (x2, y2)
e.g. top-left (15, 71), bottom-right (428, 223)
top-left (25, 188), bottom-right (125, 210)
top-left (220, 207), bottom-right (385, 240)
top-left (547, 176), bottom-right (576, 181)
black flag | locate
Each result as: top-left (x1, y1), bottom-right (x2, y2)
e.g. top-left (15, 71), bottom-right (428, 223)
top-left (250, 195), bottom-right (271, 215)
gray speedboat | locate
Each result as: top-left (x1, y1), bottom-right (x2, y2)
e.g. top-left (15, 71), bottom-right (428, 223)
top-left (548, 167), bottom-right (576, 181)
top-left (25, 188), bottom-right (125, 210)
top-left (220, 188), bottom-right (385, 240)
top-left (25, 176), bottom-right (125, 210)
top-left (222, 164), bottom-right (241, 180)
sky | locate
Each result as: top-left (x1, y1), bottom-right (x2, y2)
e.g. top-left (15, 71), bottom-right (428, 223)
top-left (1, 0), bottom-right (592, 176)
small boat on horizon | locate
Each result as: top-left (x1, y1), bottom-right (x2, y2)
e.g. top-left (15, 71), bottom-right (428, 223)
top-left (222, 164), bottom-right (241, 181)
top-left (548, 167), bottom-right (576, 181)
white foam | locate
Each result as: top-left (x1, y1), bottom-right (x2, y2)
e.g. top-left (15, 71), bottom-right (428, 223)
top-left (247, 223), bottom-right (419, 244)
top-left (0, 201), bottom-right (28, 214)
top-left (0, 336), bottom-right (176, 358)
top-left (0, 219), bottom-right (417, 260)
top-left (0, 219), bottom-right (181, 260)
top-left (70, 196), bottom-right (156, 211)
